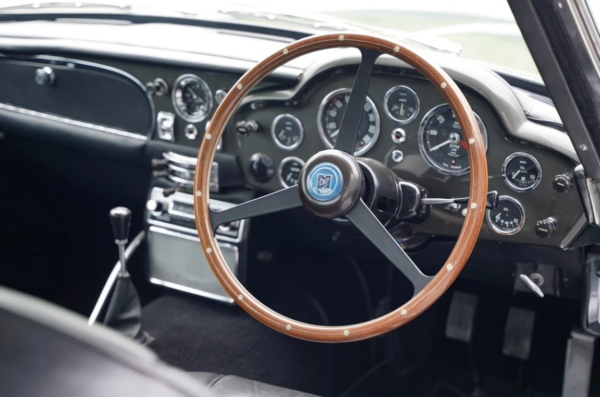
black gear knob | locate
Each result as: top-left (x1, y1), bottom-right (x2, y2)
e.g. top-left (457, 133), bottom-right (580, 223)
top-left (110, 207), bottom-right (131, 244)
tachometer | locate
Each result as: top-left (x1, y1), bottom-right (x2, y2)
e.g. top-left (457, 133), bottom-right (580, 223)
top-left (418, 104), bottom-right (487, 176)
top-left (317, 88), bottom-right (380, 156)
top-left (172, 74), bottom-right (213, 122)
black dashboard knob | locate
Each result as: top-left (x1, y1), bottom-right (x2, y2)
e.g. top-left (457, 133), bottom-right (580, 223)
top-left (552, 173), bottom-right (573, 193)
top-left (236, 120), bottom-right (259, 136)
top-left (249, 153), bottom-right (274, 182)
top-left (535, 217), bottom-right (558, 238)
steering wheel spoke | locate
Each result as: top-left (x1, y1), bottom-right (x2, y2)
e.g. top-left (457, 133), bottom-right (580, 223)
top-left (345, 199), bottom-right (432, 293)
top-left (334, 48), bottom-right (381, 155)
top-left (210, 185), bottom-right (302, 232)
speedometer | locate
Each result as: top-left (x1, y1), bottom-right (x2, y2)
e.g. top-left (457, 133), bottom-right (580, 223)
top-left (418, 104), bottom-right (487, 176)
top-left (172, 74), bottom-right (213, 122)
top-left (317, 88), bottom-right (380, 156)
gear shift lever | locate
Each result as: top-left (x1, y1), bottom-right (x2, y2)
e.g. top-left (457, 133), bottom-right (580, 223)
top-left (110, 207), bottom-right (131, 276)
top-left (103, 207), bottom-right (150, 344)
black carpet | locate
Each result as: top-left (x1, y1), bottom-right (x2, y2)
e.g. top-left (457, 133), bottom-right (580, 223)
top-left (142, 293), bottom-right (332, 397)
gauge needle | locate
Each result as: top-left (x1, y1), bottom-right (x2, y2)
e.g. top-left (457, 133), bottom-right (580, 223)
top-left (330, 129), bottom-right (339, 138)
top-left (429, 139), bottom-right (452, 151)
top-left (400, 103), bottom-right (404, 116)
top-left (512, 170), bottom-right (521, 179)
top-left (278, 130), bottom-right (286, 138)
top-left (187, 87), bottom-right (197, 99)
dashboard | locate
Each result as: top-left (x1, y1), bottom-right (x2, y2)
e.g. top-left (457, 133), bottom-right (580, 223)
top-left (0, 21), bottom-right (587, 250)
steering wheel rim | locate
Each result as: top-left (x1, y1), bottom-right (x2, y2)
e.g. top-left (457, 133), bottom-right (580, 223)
top-left (194, 33), bottom-right (488, 342)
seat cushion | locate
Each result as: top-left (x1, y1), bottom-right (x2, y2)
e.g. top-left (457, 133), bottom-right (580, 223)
top-left (189, 372), bottom-right (319, 397)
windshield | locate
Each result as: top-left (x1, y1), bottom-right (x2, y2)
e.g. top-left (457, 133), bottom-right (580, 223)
top-left (2, 0), bottom-right (539, 78)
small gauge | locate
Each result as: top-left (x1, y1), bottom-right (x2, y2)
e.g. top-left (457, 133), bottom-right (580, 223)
top-left (487, 196), bottom-right (525, 235)
top-left (418, 104), bottom-right (488, 176)
top-left (317, 88), bottom-right (380, 156)
top-left (271, 114), bottom-right (304, 151)
top-left (502, 152), bottom-right (542, 192)
top-left (172, 74), bottom-right (213, 122)
top-left (279, 157), bottom-right (305, 188)
top-left (384, 85), bottom-right (420, 124)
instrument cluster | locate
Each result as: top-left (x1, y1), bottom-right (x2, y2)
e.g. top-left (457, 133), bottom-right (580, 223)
top-left (264, 84), bottom-right (545, 238)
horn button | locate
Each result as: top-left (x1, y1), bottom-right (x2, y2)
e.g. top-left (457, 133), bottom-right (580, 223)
top-left (298, 150), bottom-right (364, 218)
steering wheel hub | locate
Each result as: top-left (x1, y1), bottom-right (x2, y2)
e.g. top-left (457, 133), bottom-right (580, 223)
top-left (298, 149), bottom-right (364, 218)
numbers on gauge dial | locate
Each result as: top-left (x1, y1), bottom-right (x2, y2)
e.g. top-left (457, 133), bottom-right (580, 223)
top-left (172, 74), bottom-right (213, 122)
top-left (418, 104), bottom-right (487, 176)
top-left (278, 157), bottom-right (305, 188)
top-left (502, 153), bottom-right (542, 192)
top-left (486, 196), bottom-right (525, 235)
top-left (317, 88), bottom-right (380, 156)
top-left (271, 114), bottom-right (304, 151)
top-left (384, 85), bottom-right (420, 124)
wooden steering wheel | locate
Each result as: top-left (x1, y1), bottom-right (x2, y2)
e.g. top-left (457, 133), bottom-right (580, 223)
top-left (194, 33), bottom-right (487, 342)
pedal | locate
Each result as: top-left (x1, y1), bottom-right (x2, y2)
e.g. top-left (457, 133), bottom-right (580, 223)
top-left (562, 330), bottom-right (596, 397)
top-left (502, 307), bottom-right (535, 360)
top-left (445, 291), bottom-right (478, 343)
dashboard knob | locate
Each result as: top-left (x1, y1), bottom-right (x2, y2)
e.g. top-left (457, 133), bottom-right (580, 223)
top-left (535, 217), bottom-right (558, 238)
top-left (236, 120), bottom-right (259, 136)
top-left (146, 199), bottom-right (165, 215)
top-left (249, 153), bottom-right (274, 182)
top-left (552, 173), bottom-right (573, 193)
top-left (35, 67), bottom-right (55, 86)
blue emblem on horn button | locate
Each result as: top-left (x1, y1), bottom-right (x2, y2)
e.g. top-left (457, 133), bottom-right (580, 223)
top-left (307, 162), bottom-right (343, 202)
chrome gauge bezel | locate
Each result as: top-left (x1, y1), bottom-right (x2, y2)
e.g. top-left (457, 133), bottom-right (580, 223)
top-left (317, 88), bottom-right (380, 156)
top-left (501, 152), bottom-right (543, 192)
top-left (486, 195), bottom-right (526, 235)
top-left (171, 74), bottom-right (213, 123)
top-left (271, 114), bottom-right (304, 151)
top-left (418, 104), bottom-right (488, 176)
top-left (384, 85), bottom-right (420, 124)
top-left (278, 156), bottom-right (305, 188)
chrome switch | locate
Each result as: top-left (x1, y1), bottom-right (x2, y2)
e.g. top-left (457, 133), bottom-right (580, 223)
top-left (156, 111), bottom-right (175, 142)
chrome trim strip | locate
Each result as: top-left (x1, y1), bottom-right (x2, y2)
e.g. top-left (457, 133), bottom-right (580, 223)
top-left (0, 103), bottom-right (148, 141)
top-left (501, 152), bottom-right (543, 192)
top-left (163, 151), bottom-right (197, 167)
top-left (486, 195), bottom-right (526, 235)
top-left (149, 278), bottom-right (235, 304)
top-left (88, 230), bottom-right (145, 325)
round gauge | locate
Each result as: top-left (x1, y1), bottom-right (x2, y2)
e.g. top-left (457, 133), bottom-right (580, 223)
top-left (317, 88), bottom-right (380, 156)
top-left (279, 157), bottom-right (305, 188)
top-left (486, 196), bottom-right (525, 235)
top-left (502, 152), bottom-right (542, 192)
top-left (384, 85), bottom-right (420, 124)
top-left (271, 114), bottom-right (304, 151)
top-left (172, 74), bottom-right (213, 122)
top-left (418, 104), bottom-right (488, 176)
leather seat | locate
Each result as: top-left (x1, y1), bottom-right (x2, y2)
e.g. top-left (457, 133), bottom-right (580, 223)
top-left (189, 373), bottom-right (318, 397)
top-left (0, 286), bottom-right (319, 397)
